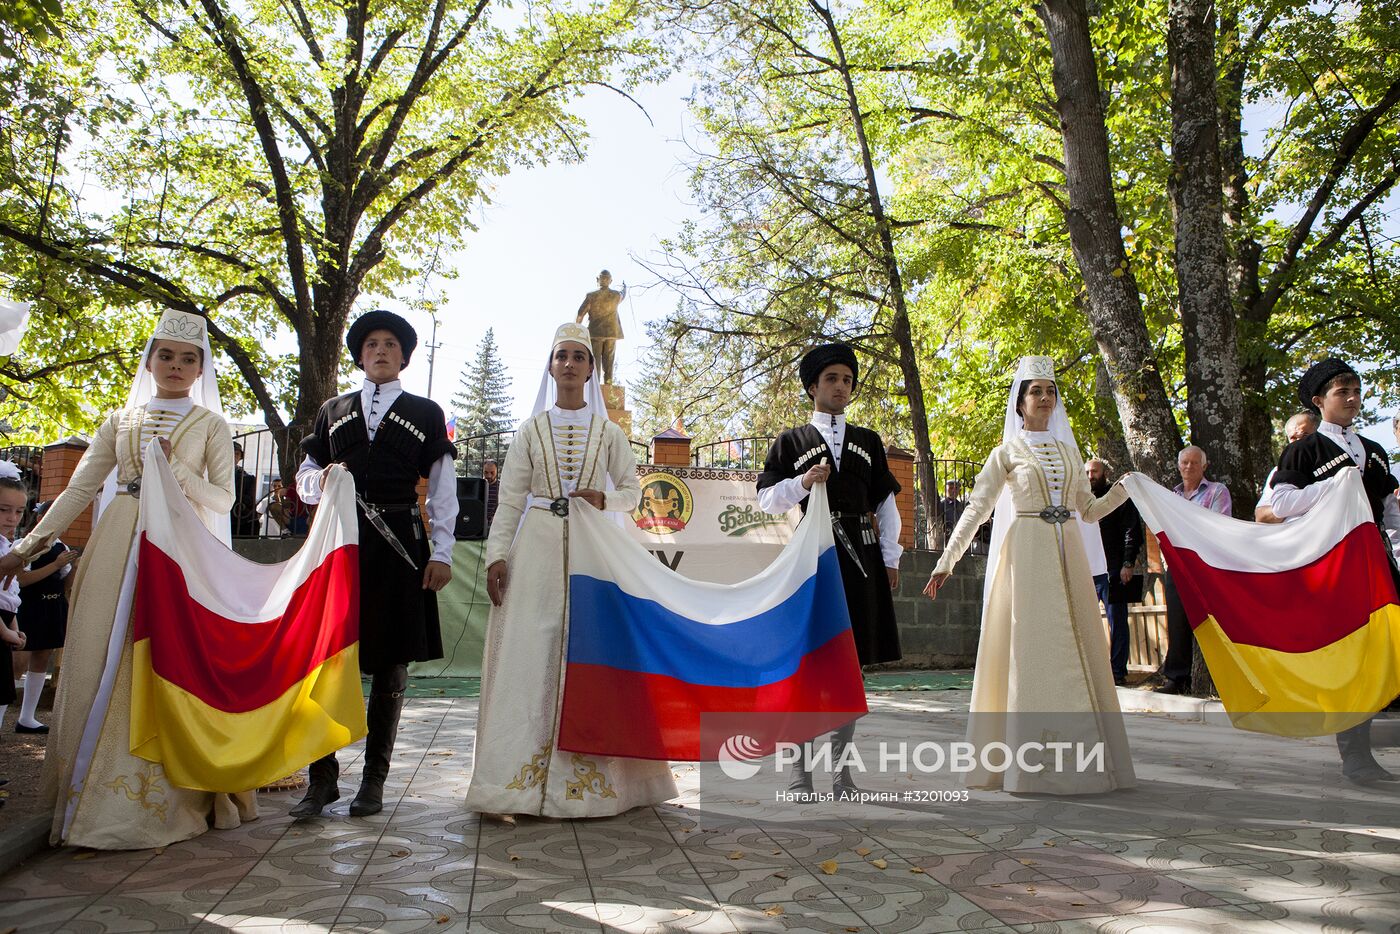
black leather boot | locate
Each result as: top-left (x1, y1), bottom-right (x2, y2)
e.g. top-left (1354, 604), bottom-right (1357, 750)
top-left (350, 666), bottom-right (407, 817)
top-left (1338, 718), bottom-right (1398, 785)
top-left (289, 754), bottom-right (341, 819)
top-left (786, 742), bottom-right (816, 800)
top-left (831, 721), bottom-right (861, 800)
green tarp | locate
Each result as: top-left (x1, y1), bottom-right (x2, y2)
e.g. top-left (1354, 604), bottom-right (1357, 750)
top-left (408, 540), bottom-right (490, 678)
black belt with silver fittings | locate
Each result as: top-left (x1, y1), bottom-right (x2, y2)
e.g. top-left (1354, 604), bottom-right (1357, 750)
top-left (359, 502), bottom-right (420, 514)
top-left (1019, 505), bottom-right (1075, 524)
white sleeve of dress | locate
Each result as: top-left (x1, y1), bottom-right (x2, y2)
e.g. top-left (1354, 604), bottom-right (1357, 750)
top-left (757, 476), bottom-right (808, 514)
top-left (14, 413), bottom-right (119, 561)
top-left (875, 492), bottom-right (902, 568)
top-left (296, 454), bottom-right (325, 505)
top-left (932, 447), bottom-right (1009, 577)
top-left (1269, 482), bottom-right (1328, 519)
top-left (603, 424), bottom-right (641, 514)
top-left (426, 454), bottom-right (459, 565)
top-left (485, 428), bottom-right (533, 566)
top-left (166, 416), bottom-right (235, 513)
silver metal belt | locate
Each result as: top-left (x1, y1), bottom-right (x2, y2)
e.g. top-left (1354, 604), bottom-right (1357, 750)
top-left (1018, 505), bottom-right (1076, 524)
top-left (528, 497), bottom-right (571, 518)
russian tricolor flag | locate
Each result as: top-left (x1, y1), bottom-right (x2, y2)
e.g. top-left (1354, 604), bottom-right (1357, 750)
top-left (559, 484), bottom-right (867, 761)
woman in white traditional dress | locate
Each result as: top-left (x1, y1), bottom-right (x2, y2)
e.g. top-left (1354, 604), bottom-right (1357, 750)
top-left (0, 310), bottom-right (257, 848)
top-left (924, 356), bottom-right (1135, 794)
top-left (465, 323), bottom-right (677, 817)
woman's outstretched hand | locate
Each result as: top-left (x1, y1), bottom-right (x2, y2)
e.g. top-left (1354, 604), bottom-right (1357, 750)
top-left (923, 571), bottom-right (951, 600)
top-left (0, 550), bottom-right (23, 587)
top-left (486, 560), bottom-right (508, 607)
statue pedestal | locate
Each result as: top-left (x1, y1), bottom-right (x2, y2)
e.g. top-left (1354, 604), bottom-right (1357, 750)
top-left (601, 384), bottom-right (632, 436)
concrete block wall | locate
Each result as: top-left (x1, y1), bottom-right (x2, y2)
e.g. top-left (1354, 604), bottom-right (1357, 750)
top-left (876, 549), bottom-right (986, 670)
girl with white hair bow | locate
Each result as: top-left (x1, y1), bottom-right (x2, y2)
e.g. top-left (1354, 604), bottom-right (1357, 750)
top-left (924, 356), bottom-right (1137, 794)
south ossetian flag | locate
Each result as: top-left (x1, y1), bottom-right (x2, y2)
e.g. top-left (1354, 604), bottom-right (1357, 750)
top-left (129, 446), bottom-right (366, 791)
top-left (1124, 469), bottom-right (1400, 737)
top-left (559, 483), bottom-right (867, 761)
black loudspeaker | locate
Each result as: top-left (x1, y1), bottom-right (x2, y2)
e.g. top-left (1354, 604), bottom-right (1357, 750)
top-left (455, 476), bottom-right (487, 540)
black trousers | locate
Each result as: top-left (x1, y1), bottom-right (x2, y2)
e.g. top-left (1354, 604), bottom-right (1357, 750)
top-left (1160, 572), bottom-right (1192, 685)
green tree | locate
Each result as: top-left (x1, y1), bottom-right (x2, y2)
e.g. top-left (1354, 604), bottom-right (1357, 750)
top-left (0, 0), bottom-right (658, 471)
top-left (646, 0), bottom-right (941, 525)
top-left (451, 327), bottom-right (513, 439)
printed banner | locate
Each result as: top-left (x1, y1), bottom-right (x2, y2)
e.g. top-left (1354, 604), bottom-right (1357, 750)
top-left (627, 465), bottom-right (796, 583)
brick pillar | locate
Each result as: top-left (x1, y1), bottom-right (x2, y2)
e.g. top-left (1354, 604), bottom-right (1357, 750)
top-left (651, 424), bottom-right (690, 467)
top-left (39, 438), bottom-right (95, 549)
top-left (885, 445), bottom-right (915, 550)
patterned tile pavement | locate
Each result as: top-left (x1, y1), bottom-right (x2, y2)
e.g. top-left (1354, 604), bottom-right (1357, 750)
top-left (1, 690), bottom-right (1398, 932)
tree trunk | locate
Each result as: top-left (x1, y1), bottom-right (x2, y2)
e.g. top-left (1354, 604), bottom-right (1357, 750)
top-left (815, 0), bottom-right (939, 536)
top-left (1092, 355), bottom-right (1133, 473)
top-left (1218, 12), bottom-right (1275, 490)
top-left (1168, 0), bottom-right (1247, 517)
top-left (1035, 0), bottom-right (1182, 486)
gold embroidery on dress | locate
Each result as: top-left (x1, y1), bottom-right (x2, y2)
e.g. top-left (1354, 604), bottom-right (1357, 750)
top-left (105, 763), bottom-right (169, 822)
top-left (505, 745), bottom-right (551, 790)
top-left (564, 754), bottom-right (617, 800)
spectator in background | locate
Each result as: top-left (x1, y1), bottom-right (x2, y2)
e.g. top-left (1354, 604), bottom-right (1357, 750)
top-left (940, 481), bottom-right (963, 548)
top-left (1392, 413), bottom-right (1399, 491)
top-left (230, 442), bottom-right (259, 536)
top-left (1087, 458), bottom-right (1143, 686)
top-left (280, 479), bottom-right (311, 535)
top-left (1157, 445), bottom-right (1233, 694)
top-left (483, 458), bottom-right (500, 528)
top-left (1256, 412), bottom-right (1319, 523)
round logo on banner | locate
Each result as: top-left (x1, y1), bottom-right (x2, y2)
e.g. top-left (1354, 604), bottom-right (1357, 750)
top-left (633, 472), bottom-right (694, 534)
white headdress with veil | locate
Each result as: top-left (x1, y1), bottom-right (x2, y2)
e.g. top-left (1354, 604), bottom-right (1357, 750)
top-left (529, 322), bottom-right (608, 417)
top-left (981, 355), bottom-right (1102, 607)
top-left (520, 323), bottom-right (617, 512)
top-left (98, 310), bottom-right (230, 542)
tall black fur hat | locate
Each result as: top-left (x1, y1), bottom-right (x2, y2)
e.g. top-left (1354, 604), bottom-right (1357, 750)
top-left (346, 309), bottom-right (417, 369)
top-left (799, 343), bottom-right (859, 398)
top-left (1297, 357), bottom-right (1357, 414)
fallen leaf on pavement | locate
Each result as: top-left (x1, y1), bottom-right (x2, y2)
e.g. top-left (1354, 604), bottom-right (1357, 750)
top-left (818, 859), bottom-right (839, 875)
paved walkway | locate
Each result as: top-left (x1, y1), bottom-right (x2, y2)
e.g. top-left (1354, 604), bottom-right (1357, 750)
top-left (1, 689), bottom-right (1398, 932)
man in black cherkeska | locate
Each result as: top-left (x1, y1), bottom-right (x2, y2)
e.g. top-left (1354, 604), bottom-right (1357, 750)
top-left (757, 343), bottom-right (903, 798)
top-left (1269, 357), bottom-right (1400, 786)
top-left (291, 310), bottom-right (459, 817)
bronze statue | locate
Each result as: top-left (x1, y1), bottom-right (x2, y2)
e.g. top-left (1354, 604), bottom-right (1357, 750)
top-left (575, 269), bottom-right (625, 385)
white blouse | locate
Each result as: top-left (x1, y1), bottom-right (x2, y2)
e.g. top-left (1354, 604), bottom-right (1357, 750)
top-left (1022, 430), bottom-right (1066, 508)
top-left (549, 405), bottom-right (592, 493)
top-left (141, 396), bottom-right (194, 453)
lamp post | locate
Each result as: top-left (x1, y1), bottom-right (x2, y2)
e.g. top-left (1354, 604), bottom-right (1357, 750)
top-left (424, 313), bottom-right (443, 400)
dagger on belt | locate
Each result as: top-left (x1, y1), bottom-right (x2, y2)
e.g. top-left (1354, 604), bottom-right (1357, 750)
top-left (812, 457), bottom-right (867, 578)
top-left (355, 492), bottom-right (420, 571)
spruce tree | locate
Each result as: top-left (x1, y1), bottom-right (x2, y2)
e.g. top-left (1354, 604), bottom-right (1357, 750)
top-left (452, 328), bottom-right (514, 440)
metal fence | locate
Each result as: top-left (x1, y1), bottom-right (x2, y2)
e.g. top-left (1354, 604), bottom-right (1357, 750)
top-left (455, 430), bottom-right (513, 478)
top-left (691, 437), bottom-right (774, 471)
top-left (230, 425), bottom-right (308, 539)
top-left (912, 458), bottom-right (988, 553)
